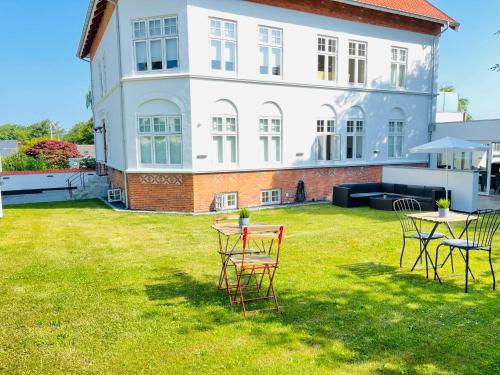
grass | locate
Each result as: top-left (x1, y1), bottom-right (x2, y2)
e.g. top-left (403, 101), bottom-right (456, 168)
top-left (0, 200), bottom-right (498, 374)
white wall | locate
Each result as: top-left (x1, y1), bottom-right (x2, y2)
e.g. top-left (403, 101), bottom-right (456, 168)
top-left (383, 166), bottom-right (479, 212)
top-left (436, 112), bottom-right (465, 123)
top-left (1, 171), bottom-right (97, 192)
top-left (91, 0), bottom-right (438, 173)
top-left (433, 120), bottom-right (500, 142)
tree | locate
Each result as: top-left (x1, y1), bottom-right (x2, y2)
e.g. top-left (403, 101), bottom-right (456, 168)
top-left (439, 85), bottom-right (472, 120)
top-left (0, 124), bottom-right (29, 141)
top-left (65, 118), bottom-right (95, 145)
top-left (492, 30), bottom-right (499, 72)
top-left (26, 140), bottom-right (81, 169)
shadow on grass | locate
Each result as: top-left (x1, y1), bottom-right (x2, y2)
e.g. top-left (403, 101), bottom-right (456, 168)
top-left (2, 199), bottom-right (109, 211)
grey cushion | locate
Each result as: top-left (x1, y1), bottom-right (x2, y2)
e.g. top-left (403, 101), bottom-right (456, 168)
top-left (351, 192), bottom-right (383, 198)
top-left (407, 185), bottom-right (426, 197)
top-left (442, 239), bottom-right (481, 249)
top-left (410, 232), bottom-right (447, 240)
top-left (394, 184), bottom-right (408, 195)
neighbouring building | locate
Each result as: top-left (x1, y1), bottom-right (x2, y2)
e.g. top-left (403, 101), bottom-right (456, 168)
top-left (78, 0), bottom-right (458, 212)
top-left (0, 140), bottom-right (19, 157)
top-left (436, 92), bottom-right (467, 123)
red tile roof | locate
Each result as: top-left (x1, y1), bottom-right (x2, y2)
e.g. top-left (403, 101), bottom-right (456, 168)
top-left (350, 0), bottom-right (457, 26)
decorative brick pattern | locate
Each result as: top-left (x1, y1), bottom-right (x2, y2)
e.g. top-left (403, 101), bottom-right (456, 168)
top-left (138, 175), bottom-right (183, 185)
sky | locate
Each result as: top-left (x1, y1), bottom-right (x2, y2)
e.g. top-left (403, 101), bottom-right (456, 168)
top-left (0, 0), bottom-right (498, 130)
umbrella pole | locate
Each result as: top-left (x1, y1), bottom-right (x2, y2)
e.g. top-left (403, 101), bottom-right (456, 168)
top-left (446, 149), bottom-right (450, 201)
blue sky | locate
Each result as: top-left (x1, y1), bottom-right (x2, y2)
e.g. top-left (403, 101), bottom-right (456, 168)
top-left (0, 1), bottom-right (498, 130)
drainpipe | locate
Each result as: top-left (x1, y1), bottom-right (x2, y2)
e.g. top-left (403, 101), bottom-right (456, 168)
top-left (428, 22), bottom-right (449, 167)
top-left (108, 0), bottom-right (129, 208)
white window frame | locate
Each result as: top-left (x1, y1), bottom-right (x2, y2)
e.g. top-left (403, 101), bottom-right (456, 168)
top-left (346, 119), bottom-right (365, 160)
top-left (261, 189), bottom-right (281, 206)
top-left (215, 192), bottom-right (238, 210)
top-left (390, 47), bottom-right (407, 88)
top-left (317, 36), bottom-right (337, 82)
top-left (132, 16), bottom-right (179, 73)
top-left (137, 115), bottom-right (183, 166)
top-left (211, 115), bottom-right (238, 165)
top-left (258, 26), bottom-right (283, 77)
top-left (209, 18), bottom-right (237, 72)
top-left (259, 117), bottom-right (282, 163)
top-left (388, 120), bottom-right (404, 158)
top-left (348, 40), bottom-right (367, 85)
top-left (316, 119), bottom-right (341, 162)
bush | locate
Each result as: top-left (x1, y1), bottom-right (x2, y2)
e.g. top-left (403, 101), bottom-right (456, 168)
top-left (2, 151), bottom-right (50, 171)
top-left (26, 140), bottom-right (81, 169)
top-left (80, 157), bottom-right (96, 169)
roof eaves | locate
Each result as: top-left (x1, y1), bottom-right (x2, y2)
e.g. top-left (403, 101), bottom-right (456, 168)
top-left (77, 0), bottom-right (98, 59)
top-left (332, 0), bottom-right (460, 30)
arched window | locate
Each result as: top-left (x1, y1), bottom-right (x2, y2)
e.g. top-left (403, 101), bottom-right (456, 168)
top-left (346, 106), bottom-right (365, 160)
top-left (137, 99), bottom-right (182, 165)
top-left (211, 100), bottom-right (238, 165)
top-left (389, 108), bottom-right (405, 158)
top-left (316, 105), bottom-right (340, 161)
top-left (259, 102), bottom-right (282, 163)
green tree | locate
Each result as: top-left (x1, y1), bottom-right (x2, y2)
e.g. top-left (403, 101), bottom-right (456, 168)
top-left (439, 85), bottom-right (472, 120)
top-left (65, 118), bottom-right (95, 145)
top-left (26, 119), bottom-right (52, 139)
top-left (0, 124), bottom-right (29, 141)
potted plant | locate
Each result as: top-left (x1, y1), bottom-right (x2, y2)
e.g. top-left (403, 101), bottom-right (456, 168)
top-left (436, 198), bottom-right (451, 218)
top-left (239, 208), bottom-right (250, 228)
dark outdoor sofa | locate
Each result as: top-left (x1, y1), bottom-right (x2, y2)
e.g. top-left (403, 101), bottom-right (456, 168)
top-left (332, 183), bottom-right (448, 211)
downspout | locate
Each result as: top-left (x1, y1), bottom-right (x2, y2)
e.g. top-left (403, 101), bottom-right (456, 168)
top-left (108, 0), bottom-right (129, 208)
top-left (428, 22), bottom-right (449, 167)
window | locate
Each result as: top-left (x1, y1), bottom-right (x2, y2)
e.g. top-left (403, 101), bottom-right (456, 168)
top-left (259, 26), bottom-right (282, 76)
top-left (346, 119), bottom-right (364, 159)
top-left (261, 189), bottom-right (281, 205)
top-left (212, 116), bottom-right (238, 165)
top-left (215, 192), bottom-right (238, 210)
top-left (133, 16), bottom-right (179, 72)
top-left (348, 41), bottom-right (367, 85)
top-left (388, 120), bottom-right (404, 158)
top-left (391, 47), bottom-right (407, 88)
top-left (259, 117), bottom-right (282, 163)
top-left (317, 119), bottom-right (340, 161)
top-left (137, 115), bottom-right (182, 165)
top-left (317, 36), bottom-right (337, 81)
top-left (209, 19), bottom-right (237, 72)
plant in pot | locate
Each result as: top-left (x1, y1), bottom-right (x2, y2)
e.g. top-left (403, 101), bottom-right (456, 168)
top-left (239, 208), bottom-right (250, 228)
top-left (436, 198), bottom-right (451, 218)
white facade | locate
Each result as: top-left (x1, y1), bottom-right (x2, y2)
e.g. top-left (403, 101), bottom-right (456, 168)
top-left (89, 0), bottom-right (441, 175)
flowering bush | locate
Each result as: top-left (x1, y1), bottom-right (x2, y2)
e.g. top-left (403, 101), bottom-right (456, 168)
top-left (26, 140), bottom-right (81, 169)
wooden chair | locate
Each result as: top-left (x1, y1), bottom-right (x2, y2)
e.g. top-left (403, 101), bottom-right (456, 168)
top-left (228, 225), bottom-right (284, 316)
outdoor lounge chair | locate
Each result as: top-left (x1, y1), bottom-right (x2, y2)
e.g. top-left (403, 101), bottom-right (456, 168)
top-left (393, 198), bottom-right (447, 268)
top-left (435, 209), bottom-right (499, 292)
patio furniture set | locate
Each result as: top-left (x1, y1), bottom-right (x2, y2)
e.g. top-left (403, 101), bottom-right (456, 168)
top-left (333, 182), bottom-right (448, 211)
top-left (394, 198), bottom-right (498, 292)
top-left (212, 215), bottom-right (285, 317)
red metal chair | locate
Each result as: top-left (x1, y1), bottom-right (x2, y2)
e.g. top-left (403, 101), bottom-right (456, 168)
top-left (228, 225), bottom-right (284, 316)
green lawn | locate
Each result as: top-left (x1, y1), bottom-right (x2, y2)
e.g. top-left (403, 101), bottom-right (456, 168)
top-left (0, 200), bottom-right (498, 374)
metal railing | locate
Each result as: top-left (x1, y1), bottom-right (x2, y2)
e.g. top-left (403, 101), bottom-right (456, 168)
top-left (66, 171), bottom-right (87, 199)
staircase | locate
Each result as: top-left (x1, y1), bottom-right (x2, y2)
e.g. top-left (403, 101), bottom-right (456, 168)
top-left (67, 171), bottom-right (109, 200)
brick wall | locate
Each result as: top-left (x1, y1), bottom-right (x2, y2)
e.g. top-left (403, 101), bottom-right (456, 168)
top-left (110, 164), bottom-right (427, 213)
top-left (247, 0), bottom-right (442, 35)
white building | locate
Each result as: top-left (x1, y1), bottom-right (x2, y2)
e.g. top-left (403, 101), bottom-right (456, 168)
top-left (78, 0), bottom-right (458, 212)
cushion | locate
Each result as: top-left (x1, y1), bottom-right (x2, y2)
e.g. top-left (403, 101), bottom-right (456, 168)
top-left (381, 183), bottom-right (395, 194)
top-left (394, 184), bottom-right (408, 195)
top-left (424, 186), bottom-right (445, 198)
top-left (442, 239), bottom-right (481, 249)
top-left (351, 192), bottom-right (384, 198)
top-left (407, 185), bottom-right (426, 197)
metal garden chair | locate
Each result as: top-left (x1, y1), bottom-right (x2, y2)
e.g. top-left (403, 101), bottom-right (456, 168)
top-left (393, 198), bottom-right (447, 269)
top-left (228, 225), bottom-right (284, 316)
top-left (435, 209), bottom-right (499, 292)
